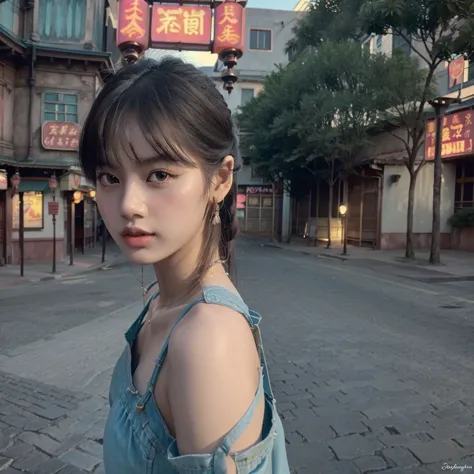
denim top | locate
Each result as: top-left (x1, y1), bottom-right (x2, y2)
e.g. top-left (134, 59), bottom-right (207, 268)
top-left (103, 286), bottom-right (290, 473)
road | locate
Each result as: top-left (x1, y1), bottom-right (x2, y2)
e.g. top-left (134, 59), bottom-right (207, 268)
top-left (0, 237), bottom-right (473, 473)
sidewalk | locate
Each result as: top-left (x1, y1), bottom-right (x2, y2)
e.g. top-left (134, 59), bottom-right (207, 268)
top-left (0, 242), bottom-right (125, 288)
top-left (245, 234), bottom-right (474, 281)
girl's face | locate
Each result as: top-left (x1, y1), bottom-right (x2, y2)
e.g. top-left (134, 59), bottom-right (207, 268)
top-left (96, 123), bottom-right (209, 265)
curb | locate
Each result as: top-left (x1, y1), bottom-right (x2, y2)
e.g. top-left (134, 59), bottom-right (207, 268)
top-left (261, 243), bottom-right (349, 263)
top-left (0, 255), bottom-right (126, 289)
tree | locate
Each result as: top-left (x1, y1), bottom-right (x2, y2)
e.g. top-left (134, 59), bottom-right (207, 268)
top-left (291, 42), bottom-right (387, 247)
top-left (360, 0), bottom-right (474, 261)
top-left (286, 0), bottom-right (368, 56)
top-left (239, 41), bottom-right (395, 247)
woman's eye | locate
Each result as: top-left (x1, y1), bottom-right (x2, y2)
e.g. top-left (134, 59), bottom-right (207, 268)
top-left (98, 173), bottom-right (119, 186)
top-left (148, 171), bottom-right (172, 183)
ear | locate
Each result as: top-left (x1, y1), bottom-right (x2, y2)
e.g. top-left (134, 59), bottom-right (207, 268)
top-left (212, 156), bottom-right (234, 203)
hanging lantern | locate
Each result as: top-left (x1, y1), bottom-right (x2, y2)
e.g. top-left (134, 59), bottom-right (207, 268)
top-left (89, 190), bottom-right (96, 199)
top-left (48, 173), bottom-right (57, 192)
top-left (73, 191), bottom-right (83, 204)
top-left (117, 0), bottom-right (150, 64)
top-left (213, 0), bottom-right (247, 94)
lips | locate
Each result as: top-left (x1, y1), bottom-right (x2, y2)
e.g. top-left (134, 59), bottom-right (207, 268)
top-left (121, 227), bottom-right (156, 249)
top-left (121, 226), bottom-right (154, 237)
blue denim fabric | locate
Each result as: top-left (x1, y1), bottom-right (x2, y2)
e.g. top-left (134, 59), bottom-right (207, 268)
top-left (104, 286), bottom-right (290, 473)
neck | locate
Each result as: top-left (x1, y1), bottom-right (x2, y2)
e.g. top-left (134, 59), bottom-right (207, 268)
top-left (153, 238), bottom-right (223, 308)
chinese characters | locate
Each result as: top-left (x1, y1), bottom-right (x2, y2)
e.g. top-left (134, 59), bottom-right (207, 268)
top-left (119, 0), bottom-right (147, 40)
top-left (425, 110), bottom-right (474, 160)
top-left (215, 3), bottom-right (242, 46)
top-left (152, 6), bottom-right (211, 45)
top-left (42, 122), bottom-right (80, 151)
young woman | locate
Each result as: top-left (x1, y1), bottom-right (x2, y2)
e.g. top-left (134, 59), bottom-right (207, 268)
top-left (79, 57), bottom-right (290, 474)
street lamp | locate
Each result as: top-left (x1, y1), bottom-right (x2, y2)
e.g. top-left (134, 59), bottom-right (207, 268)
top-left (10, 170), bottom-right (24, 276)
top-left (339, 204), bottom-right (348, 256)
top-left (48, 173), bottom-right (58, 274)
top-left (428, 96), bottom-right (460, 265)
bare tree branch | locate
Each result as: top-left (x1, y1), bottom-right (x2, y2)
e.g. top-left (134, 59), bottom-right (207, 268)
top-left (391, 26), bottom-right (431, 65)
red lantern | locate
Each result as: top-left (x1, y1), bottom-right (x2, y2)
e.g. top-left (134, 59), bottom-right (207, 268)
top-left (48, 173), bottom-right (57, 192)
top-left (213, 1), bottom-right (245, 58)
top-left (117, 0), bottom-right (150, 62)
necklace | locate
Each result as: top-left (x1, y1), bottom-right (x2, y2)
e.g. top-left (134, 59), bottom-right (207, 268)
top-left (146, 259), bottom-right (228, 325)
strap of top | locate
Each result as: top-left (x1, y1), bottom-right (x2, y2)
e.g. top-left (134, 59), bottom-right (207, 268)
top-left (124, 290), bottom-right (159, 346)
top-left (139, 286), bottom-right (266, 405)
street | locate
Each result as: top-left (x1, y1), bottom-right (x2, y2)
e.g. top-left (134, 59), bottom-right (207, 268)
top-left (1, 237), bottom-right (474, 473)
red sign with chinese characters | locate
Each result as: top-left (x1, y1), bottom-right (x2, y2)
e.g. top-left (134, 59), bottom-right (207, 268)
top-left (48, 202), bottom-right (59, 216)
top-left (213, 1), bottom-right (245, 55)
top-left (425, 109), bottom-right (474, 160)
top-left (42, 122), bottom-right (81, 151)
top-left (117, 0), bottom-right (150, 50)
top-left (449, 57), bottom-right (465, 89)
top-left (151, 5), bottom-right (212, 50)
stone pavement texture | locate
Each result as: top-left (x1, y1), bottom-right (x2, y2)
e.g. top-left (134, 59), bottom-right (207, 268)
top-left (0, 242), bottom-right (124, 288)
top-left (1, 236), bottom-right (474, 473)
top-left (256, 234), bottom-right (474, 280)
top-left (0, 371), bottom-right (107, 474)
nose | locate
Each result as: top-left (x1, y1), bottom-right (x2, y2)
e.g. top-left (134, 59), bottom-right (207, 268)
top-left (120, 180), bottom-right (147, 220)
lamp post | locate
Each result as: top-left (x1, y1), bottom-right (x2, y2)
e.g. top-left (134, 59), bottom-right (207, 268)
top-left (10, 171), bottom-right (23, 276)
top-left (339, 204), bottom-right (348, 256)
top-left (428, 96), bottom-right (460, 265)
top-left (48, 173), bottom-right (57, 273)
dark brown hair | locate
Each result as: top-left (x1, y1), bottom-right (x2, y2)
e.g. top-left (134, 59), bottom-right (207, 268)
top-left (79, 57), bottom-right (241, 284)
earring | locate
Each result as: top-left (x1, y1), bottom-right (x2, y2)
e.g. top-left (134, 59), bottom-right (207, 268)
top-left (212, 201), bottom-right (221, 226)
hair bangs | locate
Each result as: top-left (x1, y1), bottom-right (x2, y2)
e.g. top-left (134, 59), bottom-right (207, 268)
top-left (80, 73), bottom-right (198, 182)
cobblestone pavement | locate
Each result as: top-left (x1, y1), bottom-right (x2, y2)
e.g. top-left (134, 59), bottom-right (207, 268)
top-left (1, 237), bottom-right (474, 473)
top-left (0, 371), bottom-right (107, 474)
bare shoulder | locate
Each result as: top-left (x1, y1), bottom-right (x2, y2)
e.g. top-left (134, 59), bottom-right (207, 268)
top-left (166, 301), bottom-right (262, 456)
top-left (170, 300), bottom-right (256, 354)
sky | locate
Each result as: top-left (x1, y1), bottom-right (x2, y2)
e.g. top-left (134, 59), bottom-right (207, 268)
top-left (147, 0), bottom-right (297, 66)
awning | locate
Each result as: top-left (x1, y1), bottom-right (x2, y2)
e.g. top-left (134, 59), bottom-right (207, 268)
top-left (17, 180), bottom-right (49, 193)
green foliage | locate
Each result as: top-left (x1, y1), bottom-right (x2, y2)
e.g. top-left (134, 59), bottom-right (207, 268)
top-left (360, 0), bottom-right (474, 66)
top-left (287, 0), bottom-right (367, 56)
top-left (449, 208), bottom-right (474, 228)
top-left (237, 41), bottom-right (395, 185)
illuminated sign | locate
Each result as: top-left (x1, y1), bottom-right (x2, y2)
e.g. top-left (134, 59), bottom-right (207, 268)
top-left (425, 109), bottom-right (474, 160)
top-left (117, 0), bottom-right (150, 49)
top-left (213, 2), bottom-right (245, 55)
top-left (151, 5), bottom-right (212, 50)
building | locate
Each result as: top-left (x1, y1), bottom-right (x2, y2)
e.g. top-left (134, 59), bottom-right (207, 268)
top-left (201, 7), bottom-right (298, 239)
top-left (293, 0), bottom-right (310, 12)
top-left (353, 34), bottom-right (474, 251)
top-left (285, 1), bottom-right (474, 251)
top-left (0, 0), bottom-right (117, 266)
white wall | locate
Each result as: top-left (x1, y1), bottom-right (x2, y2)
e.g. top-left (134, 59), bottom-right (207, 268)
top-left (381, 163), bottom-right (456, 234)
top-left (12, 191), bottom-right (66, 240)
top-left (221, 81), bottom-right (264, 113)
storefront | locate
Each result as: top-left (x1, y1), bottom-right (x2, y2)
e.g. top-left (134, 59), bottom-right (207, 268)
top-left (10, 177), bottom-right (64, 264)
top-left (237, 185), bottom-right (282, 234)
top-left (59, 172), bottom-right (96, 257)
top-left (0, 169), bottom-right (7, 265)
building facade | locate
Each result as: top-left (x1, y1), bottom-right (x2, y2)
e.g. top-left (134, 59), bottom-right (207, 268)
top-left (0, 0), bottom-right (117, 267)
top-left (356, 34), bottom-right (474, 251)
top-left (201, 7), bottom-right (297, 239)
top-left (289, 0), bottom-right (473, 250)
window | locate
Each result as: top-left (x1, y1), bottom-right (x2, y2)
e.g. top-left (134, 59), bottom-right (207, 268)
top-left (12, 192), bottom-right (44, 230)
top-left (455, 159), bottom-right (474, 209)
top-left (376, 35), bottom-right (383, 50)
top-left (468, 62), bottom-right (474, 82)
top-left (241, 88), bottom-right (255, 107)
top-left (250, 29), bottom-right (271, 51)
top-left (43, 92), bottom-right (78, 123)
top-left (392, 32), bottom-right (411, 57)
